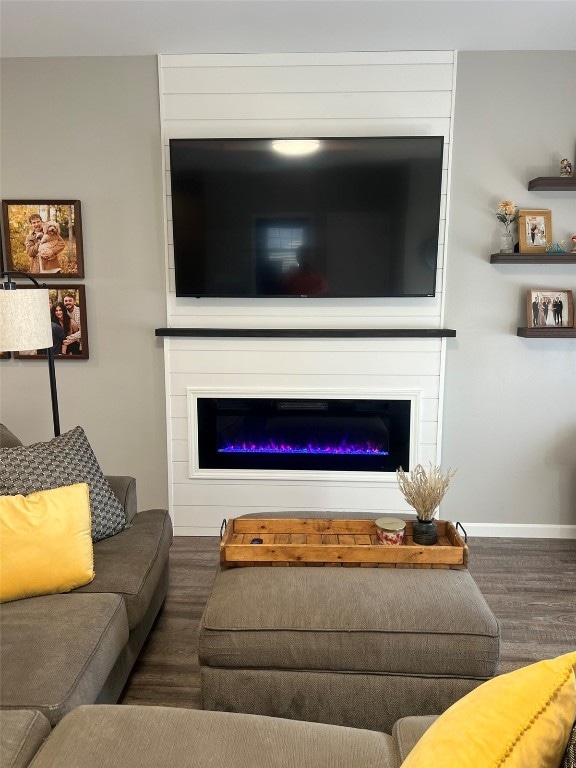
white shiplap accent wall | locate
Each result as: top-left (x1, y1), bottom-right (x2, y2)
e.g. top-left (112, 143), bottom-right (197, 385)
top-left (159, 52), bottom-right (456, 535)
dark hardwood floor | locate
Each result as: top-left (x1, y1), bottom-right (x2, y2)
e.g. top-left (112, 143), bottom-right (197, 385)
top-left (466, 536), bottom-right (576, 674)
top-left (120, 536), bottom-right (220, 709)
top-left (120, 535), bottom-right (576, 709)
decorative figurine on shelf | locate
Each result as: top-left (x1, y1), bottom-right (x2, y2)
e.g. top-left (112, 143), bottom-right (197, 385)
top-left (495, 199), bottom-right (518, 253)
top-left (571, 234), bottom-right (576, 253)
top-left (545, 240), bottom-right (567, 254)
top-left (560, 158), bottom-right (573, 177)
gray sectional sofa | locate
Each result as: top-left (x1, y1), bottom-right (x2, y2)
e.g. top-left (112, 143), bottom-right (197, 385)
top-left (0, 424), bottom-right (173, 725)
top-left (2, 699), bottom-right (575, 768)
top-left (1, 704), bottom-right (437, 768)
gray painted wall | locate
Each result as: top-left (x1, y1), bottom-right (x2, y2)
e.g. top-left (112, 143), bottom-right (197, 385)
top-left (442, 52), bottom-right (576, 530)
top-left (1, 52), bottom-right (575, 530)
top-left (0, 56), bottom-right (169, 511)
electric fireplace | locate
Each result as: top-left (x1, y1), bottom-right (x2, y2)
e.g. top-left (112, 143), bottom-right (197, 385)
top-left (195, 397), bottom-right (412, 474)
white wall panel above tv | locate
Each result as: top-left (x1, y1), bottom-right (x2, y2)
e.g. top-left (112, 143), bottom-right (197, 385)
top-left (162, 63), bottom-right (454, 95)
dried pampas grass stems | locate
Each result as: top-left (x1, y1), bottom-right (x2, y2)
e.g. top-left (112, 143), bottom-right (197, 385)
top-left (396, 464), bottom-right (456, 520)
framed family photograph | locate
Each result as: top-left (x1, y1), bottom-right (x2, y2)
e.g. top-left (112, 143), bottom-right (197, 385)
top-left (1, 200), bottom-right (84, 278)
top-left (15, 285), bottom-right (89, 360)
top-left (526, 289), bottom-right (574, 329)
top-left (518, 209), bottom-right (552, 254)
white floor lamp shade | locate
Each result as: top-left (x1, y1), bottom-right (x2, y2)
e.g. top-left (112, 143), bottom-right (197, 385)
top-left (1, 275), bottom-right (61, 436)
top-left (0, 288), bottom-right (52, 352)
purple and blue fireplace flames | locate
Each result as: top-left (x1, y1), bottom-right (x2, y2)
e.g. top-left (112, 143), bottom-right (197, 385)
top-left (220, 440), bottom-right (388, 456)
top-left (197, 398), bottom-right (410, 473)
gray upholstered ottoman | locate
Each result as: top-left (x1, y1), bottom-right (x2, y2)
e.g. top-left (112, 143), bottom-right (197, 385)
top-left (199, 566), bottom-right (500, 733)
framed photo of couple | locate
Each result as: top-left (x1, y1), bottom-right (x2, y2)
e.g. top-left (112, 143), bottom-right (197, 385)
top-left (1, 200), bottom-right (84, 278)
top-left (15, 285), bottom-right (89, 360)
top-left (517, 209), bottom-right (552, 254)
top-left (526, 289), bottom-right (574, 329)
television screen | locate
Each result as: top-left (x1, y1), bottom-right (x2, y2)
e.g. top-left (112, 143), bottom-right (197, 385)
top-left (169, 136), bottom-right (444, 298)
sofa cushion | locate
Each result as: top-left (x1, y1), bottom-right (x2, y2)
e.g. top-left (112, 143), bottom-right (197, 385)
top-left (0, 593), bottom-right (129, 725)
top-left (74, 509), bottom-right (172, 629)
top-left (401, 651), bottom-right (576, 768)
top-left (0, 424), bottom-right (23, 449)
top-left (0, 483), bottom-right (94, 603)
top-left (199, 567), bottom-right (499, 678)
top-left (0, 710), bottom-right (51, 768)
top-left (392, 716), bottom-right (438, 763)
top-left (27, 705), bottom-right (401, 768)
top-left (0, 426), bottom-right (127, 542)
top-left (105, 475), bottom-right (137, 523)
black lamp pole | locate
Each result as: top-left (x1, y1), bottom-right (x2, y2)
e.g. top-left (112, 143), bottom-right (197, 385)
top-left (1, 270), bottom-right (61, 437)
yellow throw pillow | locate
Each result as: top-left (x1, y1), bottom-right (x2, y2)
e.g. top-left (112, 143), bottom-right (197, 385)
top-left (401, 651), bottom-right (576, 768)
top-left (0, 483), bottom-right (95, 603)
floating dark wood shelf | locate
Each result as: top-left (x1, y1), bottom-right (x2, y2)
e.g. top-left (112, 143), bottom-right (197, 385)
top-left (517, 327), bottom-right (576, 338)
top-left (491, 253), bottom-right (576, 264)
top-left (528, 176), bottom-right (576, 191)
top-left (155, 328), bottom-right (457, 339)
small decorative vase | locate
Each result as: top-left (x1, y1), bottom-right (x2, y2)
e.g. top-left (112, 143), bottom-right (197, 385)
top-left (499, 231), bottom-right (514, 254)
top-left (412, 518), bottom-right (438, 546)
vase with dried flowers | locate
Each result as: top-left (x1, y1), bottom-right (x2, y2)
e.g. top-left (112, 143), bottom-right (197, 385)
top-left (396, 464), bottom-right (456, 545)
top-left (495, 200), bottom-right (518, 254)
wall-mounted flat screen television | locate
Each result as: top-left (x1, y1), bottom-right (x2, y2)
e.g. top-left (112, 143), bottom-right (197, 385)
top-left (169, 136), bottom-right (444, 298)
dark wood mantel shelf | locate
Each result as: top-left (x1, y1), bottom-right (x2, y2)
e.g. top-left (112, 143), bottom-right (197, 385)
top-left (155, 328), bottom-right (457, 339)
top-left (527, 176), bottom-right (576, 191)
top-left (491, 253), bottom-right (576, 264)
top-left (517, 327), bottom-right (576, 338)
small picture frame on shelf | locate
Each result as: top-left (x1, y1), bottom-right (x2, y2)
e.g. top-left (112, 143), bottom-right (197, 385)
top-left (518, 209), bottom-right (552, 254)
top-left (526, 289), bottom-right (574, 329)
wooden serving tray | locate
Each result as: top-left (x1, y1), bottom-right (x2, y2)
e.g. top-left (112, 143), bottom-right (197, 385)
top-left (220, 518), bottom-right (468, 569)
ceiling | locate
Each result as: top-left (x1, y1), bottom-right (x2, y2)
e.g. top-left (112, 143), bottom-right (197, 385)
top-left (1, 0), bottom-right (575, 58)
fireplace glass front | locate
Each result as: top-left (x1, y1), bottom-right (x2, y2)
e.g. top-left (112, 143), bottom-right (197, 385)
top-left (196, 397), bottom-right (411, 473)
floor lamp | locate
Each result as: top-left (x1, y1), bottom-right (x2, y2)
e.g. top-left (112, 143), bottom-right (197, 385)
top-left (0, 271), bottom-right (61, 437)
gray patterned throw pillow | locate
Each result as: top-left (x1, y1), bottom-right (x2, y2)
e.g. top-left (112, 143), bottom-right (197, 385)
top-left (563, 723), bottom-right (576, 768)
top-left (0, 426), bottom-right (127, 542)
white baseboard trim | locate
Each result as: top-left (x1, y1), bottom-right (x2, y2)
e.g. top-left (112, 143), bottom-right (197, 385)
top-left (175, 526), bottom-right (223, 537)
top-left (455, 522), bottom-right (576, 539)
